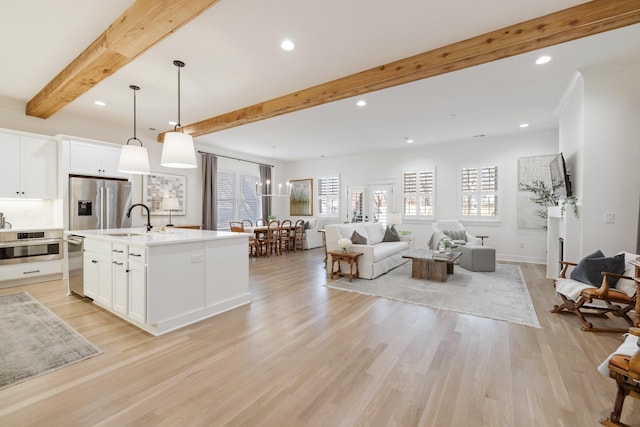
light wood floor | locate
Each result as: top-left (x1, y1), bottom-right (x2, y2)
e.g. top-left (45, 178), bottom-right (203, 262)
top-left (1, 249), bottom-right (638, 426)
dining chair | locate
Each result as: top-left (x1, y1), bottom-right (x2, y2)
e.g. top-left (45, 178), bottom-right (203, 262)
top-left (242, 219), bottom-right (253, 227)
top-left (264, 219), bottom-right (281, 256)
top-left (279, 219), bottom-right (293, 253)
top-left (293, 219), bottom-right (306, 251)
top-left (229, 221), bottom-right (260, 257)
top-left (229, 221), bottom-right (244, 232)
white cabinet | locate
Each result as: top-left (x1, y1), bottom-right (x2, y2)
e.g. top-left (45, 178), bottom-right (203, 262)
top-left (82, 238), bottom-right (146, 324)
top-left (128, 245), bottom-right (147, 324)
top-left (112, 243), bottom-right (128, 316)
top-left (0, 132), bottom-right (57, 199)
top-left (83, 239), bottom-right (112, 307)
top-left (83, 253), bottom-right (111, 304)
top-left (69, 140), bottom-right (128, 179)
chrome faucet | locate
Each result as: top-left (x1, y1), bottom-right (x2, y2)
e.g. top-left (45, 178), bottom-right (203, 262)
top-left (127, 204), bottom-right (152, 232)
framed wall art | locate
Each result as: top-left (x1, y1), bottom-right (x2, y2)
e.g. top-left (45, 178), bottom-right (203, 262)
top-left (142, 172), bottom-right (187, 215)
top-left (289, 178), bottom-right (313, 216)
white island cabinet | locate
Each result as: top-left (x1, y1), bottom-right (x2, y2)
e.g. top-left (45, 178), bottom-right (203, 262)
top-left (69, 228), bottom-right (251, 336)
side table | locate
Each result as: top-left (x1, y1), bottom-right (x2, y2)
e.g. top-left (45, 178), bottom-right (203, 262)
top-left (328, 250), bottom-right (363, 282)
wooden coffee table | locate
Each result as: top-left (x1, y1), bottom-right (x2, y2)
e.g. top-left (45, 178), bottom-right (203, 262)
top-left (402, 248), bottom-right (462, 282)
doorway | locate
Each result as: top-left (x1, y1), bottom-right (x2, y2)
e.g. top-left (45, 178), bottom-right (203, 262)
top-left (346, 185), bottom-right (394, 223)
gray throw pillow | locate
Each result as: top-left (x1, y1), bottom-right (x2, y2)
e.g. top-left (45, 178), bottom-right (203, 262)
top-left (570, 250), bottom-right (626, 287)
top-left (382, 226), bottom-right (400, 242)
top-left (443, 229), bottom-right (466, 242)
top-left (304, 221), bottom-right (311, 229)
top-left (350, 230), bottom-right (368, 245)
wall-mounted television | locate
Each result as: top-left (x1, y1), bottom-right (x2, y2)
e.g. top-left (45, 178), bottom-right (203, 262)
top-left (549, 153), bottom-right (572, 199)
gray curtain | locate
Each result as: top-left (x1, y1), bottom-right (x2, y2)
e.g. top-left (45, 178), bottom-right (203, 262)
top-left (201, 153), bottom-right (217, 230)
top-left (260, 164), bottom-right (272, 220)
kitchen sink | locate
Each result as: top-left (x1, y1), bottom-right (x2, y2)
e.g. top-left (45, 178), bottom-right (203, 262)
top-left (105, 233), bottom-right (143, 237)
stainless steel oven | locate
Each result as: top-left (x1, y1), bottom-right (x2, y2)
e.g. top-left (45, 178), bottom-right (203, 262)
top-left (0, 229), bottom-right (63, 265)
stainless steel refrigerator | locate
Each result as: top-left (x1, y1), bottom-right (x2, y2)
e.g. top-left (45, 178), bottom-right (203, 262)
top-left (69, 176), bottom-right (132, 231)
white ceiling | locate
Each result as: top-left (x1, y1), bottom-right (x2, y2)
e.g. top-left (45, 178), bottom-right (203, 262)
top-left (1, 0), bottom-right (639, 161)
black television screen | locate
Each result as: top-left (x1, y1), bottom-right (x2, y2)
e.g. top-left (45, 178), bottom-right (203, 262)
top-left (549, 153), bottom-right (572, 199)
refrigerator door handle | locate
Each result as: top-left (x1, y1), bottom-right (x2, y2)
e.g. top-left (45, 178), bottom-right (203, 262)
top-left (99, 187), bottom-right (104, 229)
top-left (106, 187), bottom-right (111, 229)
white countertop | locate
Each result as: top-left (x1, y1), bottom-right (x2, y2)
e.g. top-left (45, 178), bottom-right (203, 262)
top-left (67, 227), bottom-right (246, 246)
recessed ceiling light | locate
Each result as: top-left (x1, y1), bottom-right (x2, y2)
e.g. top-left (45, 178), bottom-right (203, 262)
top-left (535, 55), bottom-right (552, 65)
top-left (404, 137), bottom-right (414, 144)
top-left (280, 39), bottom-right (295, 51)
top-left (520, 123), bottom-right (529, 128)
top-left (356, 100), bottom-right (367, 107)
top-left (94, 100), bottom-right (106, 106)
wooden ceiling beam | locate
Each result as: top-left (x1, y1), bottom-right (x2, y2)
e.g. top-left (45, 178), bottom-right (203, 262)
top-left (159, 0), bottom-right (640, 141)
top-left (26, 0), bottom-right (220, 119)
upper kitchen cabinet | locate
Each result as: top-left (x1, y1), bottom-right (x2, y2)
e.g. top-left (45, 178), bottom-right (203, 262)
top-left (0, 131), bottom-right (57, 199)
top-left (69, 140), bottom-right (129, 179)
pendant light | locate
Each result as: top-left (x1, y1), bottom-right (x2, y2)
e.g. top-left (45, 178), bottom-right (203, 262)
top-left (118, 85), bottom-right (151, 174)
top-left (161, 60), bottom-right (197, 169)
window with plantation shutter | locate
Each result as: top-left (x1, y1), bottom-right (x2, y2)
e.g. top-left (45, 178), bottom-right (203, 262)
top-left (216, 170), bottom-right (260, 229)
top-left (403, 170), bottom-right (435, 219)
top-left (216, 170), bottom-right (237, 229)
top-left (460, 166), bottom-right (498, 219)
top-left (317, 176), bottom-right (339, 217)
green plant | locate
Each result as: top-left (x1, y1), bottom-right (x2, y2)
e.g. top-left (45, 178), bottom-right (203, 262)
top-left (560, 195), bottom-right (580, 219)
top-left (519, 180), bottom-right (580, 227)
top-left (519, 180), bottom-right (557, 222)
top-left (442, 238), bottom-right (452, 248)
top-left (398, 230), bottom-right (411, 236)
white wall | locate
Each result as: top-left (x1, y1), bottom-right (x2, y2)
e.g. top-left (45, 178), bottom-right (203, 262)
top-left (556, 72), bottom-right (584, 262)
top-left (580, 59), bottom-right (640, 255)
top-left (286, 130), bottom-right (558, 263)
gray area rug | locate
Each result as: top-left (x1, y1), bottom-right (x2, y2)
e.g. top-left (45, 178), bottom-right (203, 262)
top-left (0, 292), bottom-right (102, 390)
top-left (327, 262), bottom-right (541, 328)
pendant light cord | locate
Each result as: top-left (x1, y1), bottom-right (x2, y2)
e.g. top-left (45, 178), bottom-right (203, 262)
top-left (173, 60), bottom-right (186, 132)
top-left (127, 85), bottom-right (142, 147)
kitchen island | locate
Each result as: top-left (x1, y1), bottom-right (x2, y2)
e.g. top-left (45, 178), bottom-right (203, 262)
top-left (68, 227), bottom-right (251, 336)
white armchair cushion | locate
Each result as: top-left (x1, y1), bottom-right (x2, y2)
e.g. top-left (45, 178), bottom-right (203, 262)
top-left (555, 278), bottom-right (596, 302)
top-left (597, 333), bottom-right (639, 378)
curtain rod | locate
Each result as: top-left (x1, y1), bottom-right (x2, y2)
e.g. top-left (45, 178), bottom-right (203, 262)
top-left (198, 151), bottom-right (274, 168)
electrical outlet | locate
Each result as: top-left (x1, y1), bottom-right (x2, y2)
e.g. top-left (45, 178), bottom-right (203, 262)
top-left (519, 242), bottom-right (525, 249)
top-left (191, 253), bottom-right (203, 263)
top-left (604, 212), bottom-right (615, 224)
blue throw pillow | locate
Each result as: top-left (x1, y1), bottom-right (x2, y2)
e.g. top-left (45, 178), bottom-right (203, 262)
top-left (570, 250), bottom-right (626, 287)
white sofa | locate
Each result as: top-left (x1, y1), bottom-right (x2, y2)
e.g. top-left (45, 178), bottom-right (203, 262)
top-left (324, 223), bottom-right (410, 279)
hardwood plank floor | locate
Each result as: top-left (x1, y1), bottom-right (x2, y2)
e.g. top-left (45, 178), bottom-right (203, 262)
top-left (0, 250), bottom-right (638, 426)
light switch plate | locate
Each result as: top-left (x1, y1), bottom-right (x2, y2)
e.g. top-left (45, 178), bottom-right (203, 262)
top-left (604, 212), bottom-right (615, 224)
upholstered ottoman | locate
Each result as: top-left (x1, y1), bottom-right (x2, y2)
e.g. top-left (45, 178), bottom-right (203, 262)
top-left (459, 245), bottom-right (495, 272)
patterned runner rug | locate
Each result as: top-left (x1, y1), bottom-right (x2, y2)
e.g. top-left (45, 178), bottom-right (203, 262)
top-left (0, 292), bottom-right (102, 390)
